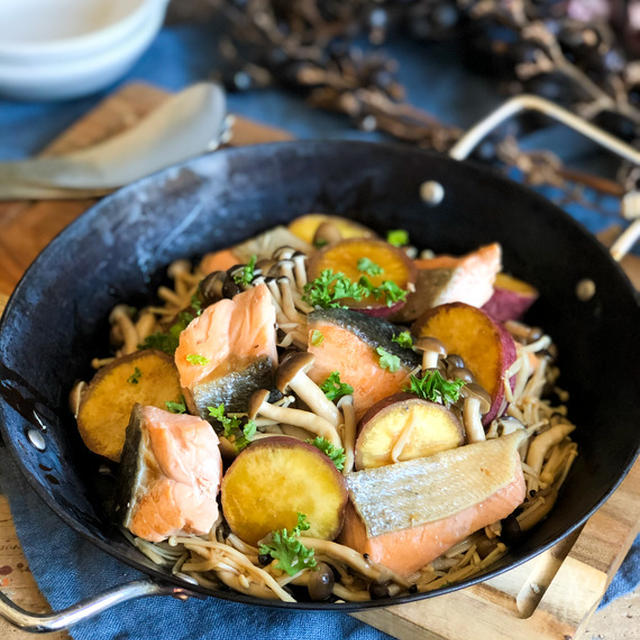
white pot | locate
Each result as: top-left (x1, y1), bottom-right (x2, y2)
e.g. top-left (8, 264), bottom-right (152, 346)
top-left (0, 0), bottom-right (169, 100)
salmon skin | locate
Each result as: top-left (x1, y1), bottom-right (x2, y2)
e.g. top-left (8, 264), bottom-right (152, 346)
top-left (307, 308), bottom-right (420, 418)
top-left (116, 404), bottom-right (223, 543)
top-left (175, 284), bottom-right (278, 416)
top-left (340, 432), bottom-right (526, 575)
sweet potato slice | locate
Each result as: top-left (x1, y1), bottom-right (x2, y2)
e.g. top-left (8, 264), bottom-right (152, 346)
top-left (77, 350), bottom-right (182, 462)
top-left (355, 393), bottom-right (464, 469)
top-left (482, 273), bottom-right (539, 322)
top-left (307, 238), bottom-right (416, 317)
top-left (412, 303), bottom-right (516, 424)
top-left (288, 214), bottom-right (376, 244)
top-left (221, 436), bottom-right (348, 544)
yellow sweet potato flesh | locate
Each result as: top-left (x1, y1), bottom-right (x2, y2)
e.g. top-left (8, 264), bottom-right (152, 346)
top-left (355, 395), bottom-right (464, 469)
top-left (221, 437), bottom-right (347, 544)
top-left (288, 214), bottom-right (375, 244)
top-left (77, 350), bottom-right (182, 462)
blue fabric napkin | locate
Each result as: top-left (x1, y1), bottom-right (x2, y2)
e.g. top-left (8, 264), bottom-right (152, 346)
top-left (0, 18), bottom-right (637, 640)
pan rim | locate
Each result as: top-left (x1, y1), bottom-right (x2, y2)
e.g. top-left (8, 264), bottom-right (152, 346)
top-left (1, 138), bottom-right (639, 611)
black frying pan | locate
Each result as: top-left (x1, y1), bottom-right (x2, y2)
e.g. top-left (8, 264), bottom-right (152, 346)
top-left (0, 133), bottom-right (639, 630)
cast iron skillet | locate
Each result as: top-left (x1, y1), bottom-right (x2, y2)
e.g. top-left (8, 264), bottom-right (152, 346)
top-left (1, 140), bottom-right (639, 621)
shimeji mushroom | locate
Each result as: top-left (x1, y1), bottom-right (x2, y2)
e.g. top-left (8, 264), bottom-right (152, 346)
top-left (108, 305), bottom-right (139, 355)
top-left (337, 394), bottom-right (356, 474)
top-left (526, 422), bottom-right (575, 476)
top-left (414, 337), bottom-right (447, 371)
top-left (199, 270), bottom-right (228, 305)
top-left (277, 277), bottom-right (305, 324)
top-left (312, 221), bottom-right (342, 247)
top-left (276, 352), bottom-right (341, 427)
top-left (248, 389), bottom-right (341, 447)
top-left (460, 383), bottom-right (491, 443)
top-left (167, 259), bottom-right (193, 297)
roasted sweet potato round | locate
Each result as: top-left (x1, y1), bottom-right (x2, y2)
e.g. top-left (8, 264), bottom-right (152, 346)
top-left (76, 350), bottom-right (183, 462)
top-left (307, 238), bottom-right (416, 317)
top-left (221, 436), bottom-right (348, 545)
top-left (355, 393), bottom-right (464, 469)
top-left (412, 303), bottom-right (517, 424)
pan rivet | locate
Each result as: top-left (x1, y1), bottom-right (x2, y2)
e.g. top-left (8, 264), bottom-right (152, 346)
top-left (420, 180), bottom-right (444, 206)
top-left (27, 429), bottom-right (46, 451)
top-left (575, 278), bottom-right (596, 301)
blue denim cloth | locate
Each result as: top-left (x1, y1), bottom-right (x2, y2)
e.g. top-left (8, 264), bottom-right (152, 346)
top-left (0, 19), bottom-right (637, 640)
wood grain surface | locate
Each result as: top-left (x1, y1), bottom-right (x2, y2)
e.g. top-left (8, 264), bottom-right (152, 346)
top-left (0, 83), bottom-right (638, 640)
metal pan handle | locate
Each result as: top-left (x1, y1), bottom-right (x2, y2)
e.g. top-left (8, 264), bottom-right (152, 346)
top-left (425, 94), bottom-right (640, 262)
top-left (0, 578), bottom-right (194, 633)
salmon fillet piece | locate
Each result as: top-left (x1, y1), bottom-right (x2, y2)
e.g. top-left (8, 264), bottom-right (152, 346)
top-left (393, 243), bottom-right (501, 323)
top-left (175, 284), bottom-right (278, 415)
top-left (306, 309), bottom-right (419, 420)
top-left (340, 433), bottom-right (526, 576)
top-left (117, 405), bottom-right (222, 543)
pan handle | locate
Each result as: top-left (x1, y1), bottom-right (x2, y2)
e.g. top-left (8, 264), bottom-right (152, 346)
top-left (0, 578), bottom-right (194, 633)
top-left (437, 94), bottom-right (640, 262)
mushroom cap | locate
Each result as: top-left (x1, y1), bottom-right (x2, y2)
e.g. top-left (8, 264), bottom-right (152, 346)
top-left (449, 366), bottom-right (475, 384)
top-left (414, 336), bottom-right (447, 356)
top-left (255, 258), bottom-right (277, 273)
top-left (313, 221), bottom-right (342, 246)
top-left (108, 304), bottom-right (132, 323)
top-left (272, 246), bottom-right (296, 261)
top-left (248, 389), bottom-right (271, 419)
top-left (336, 394), bottom-right (354, 408)
top-left (276, 351), bottom-right (316, 391)
top-left (461, 382), bottom-right (492, 414)
top-left (167, 259), bottom-right (191, 278)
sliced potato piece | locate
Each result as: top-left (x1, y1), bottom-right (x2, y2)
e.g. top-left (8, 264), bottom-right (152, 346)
top-left (355, 393), bottom-right (464, 469)
top-left (221, 436), bottom-right (348, 544)
top-left (288, 214), bottom-right (376, 245)
top-left (77, 350), bottom-right (182, 461)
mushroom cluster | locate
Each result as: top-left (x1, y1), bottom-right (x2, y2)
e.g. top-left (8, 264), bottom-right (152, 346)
top-left (199, 246), bottom-right (311, 348)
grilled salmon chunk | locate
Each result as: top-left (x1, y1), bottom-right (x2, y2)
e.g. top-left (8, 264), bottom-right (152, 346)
top-left (116, 405), bottom-right (222, 542)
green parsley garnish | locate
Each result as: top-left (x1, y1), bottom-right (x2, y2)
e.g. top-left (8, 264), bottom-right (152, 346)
top-left (386, 229), bottom-right (409, 247)
top-left (207, 403), bottom-right (256, 451)
top-left (359, 276), bottom-right (408, 307)
top-left (233, 255), bottom-right (257, 287)
top-left (307, 436), bottom-right (346, 471)
top-left (392, 331), bottom-right (413, 349)
top-left (258, 513), bottom-right (317, 576)
top-left (314, 238), bottom-right (328, 248)
top-left (310, 329), bottom-right (324, 346)
top-left (404, 370), bottom-right (466, 406)
top-left (376, 347), bottom-right (401, 372)
top-left (127, 367), bottom-right (142, 384)
top-left (138, 310), bottom-right (195, 355)
top-left (320, 371), bottom-right (353, 402)
top-left (357, 257), bottom-right (383, 276)
top-left (186, 353), bottom-right (209, 366)
top-left (303, 269), bottom-right (367, 309)
top-left (165, 398), bottom-right (187, 414)
top-left (190, 295), bottom-right (202, 315)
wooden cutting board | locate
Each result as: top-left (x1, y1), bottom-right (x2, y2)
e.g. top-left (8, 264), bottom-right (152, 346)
top-left (0, 83), bottom-right (638, 640)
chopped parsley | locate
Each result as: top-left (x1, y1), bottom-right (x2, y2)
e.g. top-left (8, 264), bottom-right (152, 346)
top-left (357, 257), bottom-right (383, 276)
top-left (127, 367), bottom-right (142, 384)
top-left (303, 269), bottom-right (367, 309)
top-left (360, 276), bottom-right (408, 307)
top-left (314, 238), bottom-right (328, 248)
top-left (392, 331), bottom-right (413, 349)
top-left (190, 295), bottom-right (203, 315)
top-left (320, 371), bottom-right (353, 402)
top-left (186, 353), bottom-right (209, 366)
top-left (165, 398), bottom-right (187, 414)
top-left (232, 254), bottom-right (257, 287)
top-left (258, 513), bottom-right (317, 576)
top-left (308, 436), bottom-right (346, 471)
top-left (404, 370), bottom-right (466, 406)
top-left (138, 309), bottom-right (195, 355)
top-left (207, 403), bottom-right (256, 451)
top-left (386, 229), bottom-right (409, 247)
top-left (376, 346), bottom-right (401, 372)
top-left (310, 329), bottom-right (324, 346)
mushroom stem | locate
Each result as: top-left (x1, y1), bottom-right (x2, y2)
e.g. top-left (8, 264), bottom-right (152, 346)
top-left (526, 423), bottom-right (575, 475)
top-left (463, 397), bottom-right (486, 443)
top-left (158, 286), bottom-right (185, 308)
top-left (292, 252), bottom-right (308, 288)
top-left (255, 400), bottom-right (341, 447)
top-left (277, 277), bottom-right (304, 323)
top-left (167, 259), bottom-right (192, 297)
top-left (337, 395), bottom-right (356, 474)
top-left (109, 305), bottom-right (139, 355)
top-left (423, 351), bottom-right (440, 370)
top-left (135, 311), bottom-right (156, 341)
